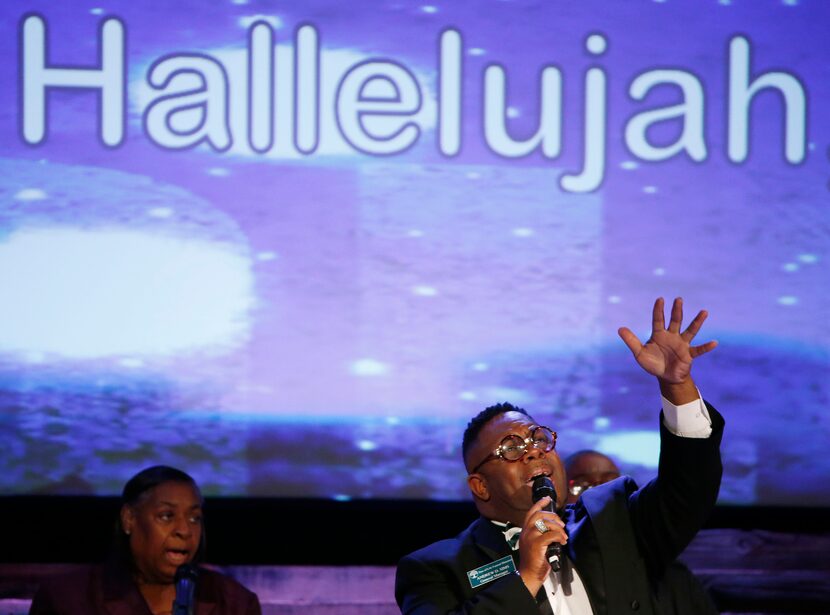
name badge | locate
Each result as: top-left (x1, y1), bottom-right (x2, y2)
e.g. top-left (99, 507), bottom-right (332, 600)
top-left (467, 555), bottom-right (517, 588)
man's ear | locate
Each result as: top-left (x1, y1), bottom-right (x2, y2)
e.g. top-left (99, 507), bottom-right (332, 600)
top-left (467, 473), bottom-right (490, 502)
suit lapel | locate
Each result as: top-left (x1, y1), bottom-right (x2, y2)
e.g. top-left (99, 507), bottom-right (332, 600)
top-left (578, 477), bottom-right (657, 615)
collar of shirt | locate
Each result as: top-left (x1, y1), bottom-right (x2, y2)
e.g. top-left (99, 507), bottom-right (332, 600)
top-left (491, 520), bottom-right (523, 550)
top-left (490, 520), bottom-right (594, 614)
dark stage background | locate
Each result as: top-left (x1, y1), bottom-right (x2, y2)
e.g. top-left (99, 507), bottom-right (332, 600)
top-left (2, 496), bottom-right (828, 566)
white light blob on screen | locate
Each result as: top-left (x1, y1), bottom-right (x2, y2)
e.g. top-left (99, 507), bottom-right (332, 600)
top-left (412, 285), bottom-right (438, 297)
top-left (147, 207), bottom-right (174, 218)
top-left (14, 188), bottom-right (48, 201)
top-left (593, 416), bottom-right (611, 430)
top-left (350, 358), bottom-right (390, 376)
top-left (511, 227), bottom-right (535, 237)
top-left (597, 431), bottom-right (660, 467)
top-left (356, 439), bottom-right (378, 451)
top-left (0, 228), bottom-right (254, 358)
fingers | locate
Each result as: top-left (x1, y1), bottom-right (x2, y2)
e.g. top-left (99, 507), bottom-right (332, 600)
top-left (534, 515), bottom-right (567, 543)
top-left (518, 497), bottom-right (568, 594)
top-left (522, 497), bottom-right (567, 544)
top-left (667, 297), bottom-right (683, 333)
top-left (627, 298), bottom-right (716, 360)
top-left (522, 516), bottom-right (568, 548)
top-left (681, 308), bottom-right (717, 358)
top-left (617, 327), bottom-right (642, 356)
top-left (651, 297), bottom-right (665, 333)
top-left (525, 495), bottom-right (556, 518)
top-left (690, 340), bottom-right (718, 358)
top-left (681, 309), bottom-right (707, 341)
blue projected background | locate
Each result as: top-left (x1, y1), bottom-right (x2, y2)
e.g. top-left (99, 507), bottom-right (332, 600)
top-left (0, 0), bottom-right (828, 505)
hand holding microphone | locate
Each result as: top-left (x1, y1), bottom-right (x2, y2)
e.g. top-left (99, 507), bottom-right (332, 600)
top-left (516, 478), bottom-right (567, 596)
top-left (531, 475), bottom-right (562, 572)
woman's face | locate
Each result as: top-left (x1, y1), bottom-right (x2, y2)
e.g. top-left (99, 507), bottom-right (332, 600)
top-left (121, 480), bottom-right (203, 584)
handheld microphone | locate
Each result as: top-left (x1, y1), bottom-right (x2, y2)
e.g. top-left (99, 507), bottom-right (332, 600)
top-left (531, 475), bottom-right (562, 572)
top-left (172, 563), bottom-right (198, 615)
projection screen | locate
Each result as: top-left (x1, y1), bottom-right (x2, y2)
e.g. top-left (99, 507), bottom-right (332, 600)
top-left (1, 0), bottom-right (828, 506)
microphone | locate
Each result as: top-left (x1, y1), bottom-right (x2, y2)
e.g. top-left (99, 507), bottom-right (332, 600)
top-left (172, 563), bottom-right (198, 615)
top-left (531, 475), bottom-right (561, 572)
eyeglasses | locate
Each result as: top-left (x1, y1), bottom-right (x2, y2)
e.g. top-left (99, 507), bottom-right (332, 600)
top-left (568, 472), bottom-right (621, 496)
top-left (470, 426), bottom-right (557, 474)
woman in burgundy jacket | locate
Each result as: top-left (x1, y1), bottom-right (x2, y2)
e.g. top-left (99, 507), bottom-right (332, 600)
top-left (29, 465), bottom-right (261, 615)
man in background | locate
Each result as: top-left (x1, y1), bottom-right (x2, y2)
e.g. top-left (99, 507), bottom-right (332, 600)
top-left (563, 450), bottom-right (621, 506)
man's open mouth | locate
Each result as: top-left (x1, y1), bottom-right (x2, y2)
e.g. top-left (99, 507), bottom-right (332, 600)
top-left (526, 468), bottom-right (551, 484)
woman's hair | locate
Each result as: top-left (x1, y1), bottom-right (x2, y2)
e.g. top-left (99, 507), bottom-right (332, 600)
top-left (113, 465), bottom-right (206, 565)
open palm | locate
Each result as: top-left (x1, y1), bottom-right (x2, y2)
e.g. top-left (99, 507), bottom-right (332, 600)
top-left (618, 297), bottom-right (717, 384)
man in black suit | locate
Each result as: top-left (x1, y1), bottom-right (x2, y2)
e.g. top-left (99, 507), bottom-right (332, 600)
top-left (564, 449), bottom-right (719, 614)
top-left (395, 297), bottom-right (723, 614)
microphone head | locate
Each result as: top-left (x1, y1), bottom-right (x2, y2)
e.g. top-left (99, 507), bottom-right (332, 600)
top-left (173, 563), bottom-right (198, 614)
top-left (531, 475), bottom-right (556, 503)
top-left (174, 563), bottom-right (199, 583)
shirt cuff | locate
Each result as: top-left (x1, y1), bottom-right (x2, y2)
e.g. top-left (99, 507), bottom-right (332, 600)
top-left (661, 392), bottom-right (712, 438)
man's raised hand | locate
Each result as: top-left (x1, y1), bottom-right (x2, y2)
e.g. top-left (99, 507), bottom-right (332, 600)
top-left (618, 297), bottom-right (717, 385)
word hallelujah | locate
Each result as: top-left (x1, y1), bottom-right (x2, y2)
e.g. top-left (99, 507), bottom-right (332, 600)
top-left (20, 14), bottom-right (806, 193)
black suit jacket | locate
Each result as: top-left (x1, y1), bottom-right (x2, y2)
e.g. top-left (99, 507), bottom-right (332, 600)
top-left (395, 404), bottom-right (724, 615)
